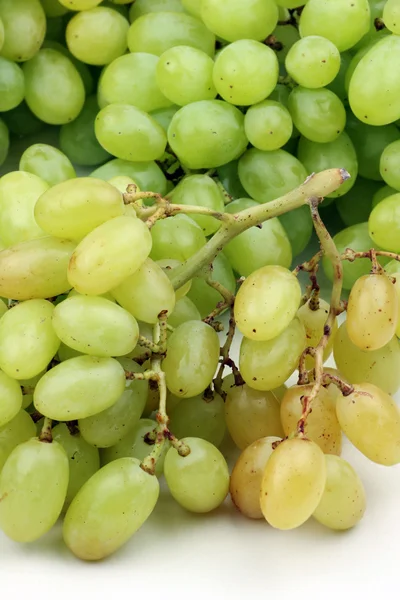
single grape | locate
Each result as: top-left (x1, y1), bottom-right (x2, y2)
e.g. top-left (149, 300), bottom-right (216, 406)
top-left (168, 296), bottom-right (201, 328)
top-left (384, 260), bottom-right (400, 337)
top-left (168, 393), bottom-right (226, 448)
top-left (58, 0), bottom-right (102, 7)
top-left (186, 254), bottom-right (236, 318)
top-left (372, 185), bottom-right (398, 210)
top-left (269, 24), bottom-right (300, 66)
top-left (279, 206), bottom-right (314, 258)
top-left (41, 39), bottom-right (94, 96)
top-left (130, 0), bottom-right (186, 21)
top-left (0, 0), bottom-right (46, 62)
top-left (244, 100), bottom-right (293, 152)
top-left (352, 0), bottom-right (388, 52)
top-left (150, 214), bottom-right (206, 262)
top-left (41, 0), bottom-right (69, 17)
top-left (2, 101), bottom-right (44, 137)
top-left (379, 140), bottom-right (400, 191)
top-left (0, 410), bottom-right (36, 471)
top-left (288, 87), bottom-right (346, 144)
top-left (90, 158), bottom-right (168, 195)
top-left (369, 193), bottom-right (400, 253)
top-left (336, 177), bottom-right (382, 227)
top-left (0, 371), bottom-right (22, 428)
top-left (19, 144), bottom-right (75, 187)
top-left (0, 118), bottom-right (9, 167)
top-left (285, 36), bottom-right (340, 89)
top-left (0, 57), bottom-right (25, 112)
top-left (201, 0), bottom-right (278, 42)
top-left (296, 298), bottom-right (338, 368)
top-left (216, 160), bottom-right (247, 199)
top-left (150, 106), bottom-right (179, 133)
top-left (326, 51), bottom-right (353, 102)
top-left (156, 258), bottom-right (191, 301)
top-left (383, 0), bottom-right (400, 34)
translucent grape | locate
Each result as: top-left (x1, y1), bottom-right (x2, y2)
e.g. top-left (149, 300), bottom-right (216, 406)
top-left (168, 393), bottom-right (226, 448)
top-left (0, 57), bottom-right (24, 111)
top-left (164, 437), bottom-right (229, 513)
top-left (0, 118), bottom-right (8, 167)
top-left (63, 458), bottom-right (159, 561)
top-left (0, 410), bottom-right (36, 472)
top-left (19, 144), bottom-right (76, 187)
top-left (130, 0), bottom-right (186, 21)
top-left (150, 106), bottom-right (179, 132)
top-left (0, 371), bottom-right (22, 428)
top-left (58, 0), bottom-right (101, 7)
top-left (156, 258), bottom-right (191, 301)
top-left (285, 36), bottom-right (340, 89)
top-left (384, 260), bottom-right (400, 337)
top-left (336, 177), bottom-right (382, 227)
top-left (201, 0), bottom-right (278, 42)
top-left (383, 0), bottom-right (400, 34)
top-left (90, 158), bottom-right (167, 195)
top-left (187, 255), bottom-right (236, 318)
top-left (168, 296), bottom-right (201, 328)
top-left (279, 206), bottom-right (314, 258)
top-left (150, 214), bottom-right (206, 262)
top-left (41, 0), bottom-right (69, 17)
top-left (296, 298), bottom-right (338, 368)
top-left (216, 160), bottom-right (247, 200)
top-left (260, 437), bottom-right (326, 530)
top-left (288, 87), bottom-right (346, 144)
top-left (372, 186), bottom-right (398, 210)
top-left (0, 0), bottom-right (46, 62)
top-left (379, 141), bottom-right (400, 191)
top-left (41, 39), bottom-right (94, 96)
top-left (244, 100), bottom-right (293, 152)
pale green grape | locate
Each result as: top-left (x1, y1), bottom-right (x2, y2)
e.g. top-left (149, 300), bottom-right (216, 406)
top-left (239, 318), bottom-right (306, 391)
top-left (150, 214), bottom-right (206, 262)
top-left (383, 0), bottom-right (400, 34)
top-left (297, 132), bottom-right (357, 198)
top-left (2, 101), bottom-right (44, 137)
top-left (57, 343), bottom-right (82, 362)
top-left (156, 46), bottom-right (216, 106)
top-left (213, 40), bottom-right (278, 106)
top-left (109, 176), bottom-right (139, 200)
top-left (235, 265), bottom-right (301, 342)
top-left (0, 0), bottom-right (46, 62)
top-left (40, 0), bottom-right (69, 17)
top-left (186, 253), bottom-right (236, 318)
top-left (279, 206), bottom-right (313, 258)
top-left (288, 87), bottom-right (346, 144)
top-left (369, 194), bottom-right (400, 252)
top-left (353, 0), bottom-right (388, 52)
top-left (164, 437), bottom-right (229, 513)
top-left (244, 100), bottom-right (293, 152)
top-left (180, 0), bottom-right (199, 17)
top-left (35, 177), bottom-right (124, 241)
top-left (0, 57), bottom-right (24, 111)
top-left (0, 371), bottom-right (22, 428)
top-left (41, 39), bottom-right (94, 96)
top-left (336, 177), bottom-right (382, 227)
top-left (167, 174), bottom-right (224, 236)
top-left (19, 370), bottom-right (45, 410)
top-left (260, 437), bottom-right (327, 530)
top-left (169, 393), bottom-right (226, 448)
top-left (0, 171), bottom-right (48, 246)
top-left (19, 144), bottom-right (76, 187)
top-left (52, 423), bottom-right (100, 510)
top-left (168, 296), bottom-right (201, 328)
top-left (270, 24), bottom-right (300, 66)
top-left (0, 118), bottom-right (9, 166)
top-left (217, 160), bottom-right (247, 199)
top-left (127, 12), bottom-right (215, 57)
top-left (299, 0), bottom-right (370, 52)
top-left (0, 438), bottom-right (68, 542)
top-left (168, 100), bottom-right (248, 169)
top-left (130, 0), bottom-right (185, 21)
top-left (333, 322), bottom-right (400, 395)
top-left (238, 148), bottom-right (307, 204)
top-left (34, 356), bottom-right (126, 421)
top-left (0, 411), bottom-right (36, 471)
top-left (67, 216), bottom-right (152, 295)
top-left (111, 258), bottom-right (176, 324)
top-left (285, 36), bottom-right (340, 89)
top-left (372, 185), bottom-right (398, 209)
top-left (53, 296), bottom-right (139, 357)
top-left (201, 0), bottom-right (278, 42)
top-left (380, 140), bottom-right (400, 190)
top-left (326, 51), bottom-right (352, 102)
top-left (150, 105), bottom-right (179, 132)
top-left (0, 300), bottom-right (60, 380)
top-left (384, 260), bottom-right (400, 337)
top-left (90, 158), bottom-right (167, 195)
top-left (296, 298), bottom-right (338, 368)
top-left (162, 321), bottom-right (220, 398)
top-left (63, 457), bottom-right (159, 561)
top-left (156, 258), bottom-right (191, 300)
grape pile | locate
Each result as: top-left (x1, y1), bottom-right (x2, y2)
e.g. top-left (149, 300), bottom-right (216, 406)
top-left (1, 0), bottom-right (400, 563)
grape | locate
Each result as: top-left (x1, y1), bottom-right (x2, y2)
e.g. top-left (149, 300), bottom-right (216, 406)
top-left (0, 57), bottom-right (24, 111)
top-left (296, 298), bottom-right (338, 368)
top-left (109, 176), bottom-right (139, 199)
top-left (67, 216), bottom-right (152, 295)
top-left (127, 12), bottom-right (215, 57)
top-left (187, 253), bottom-right (236, 318)
top-left (230, 436), bottom-right (281, 519)
top-left (384, 260), bottom-right (400, 337)
top-left (52, 423), bottom-right (100, 510)
top-left (213, 40), bottom-right (278, 107)
top-left (130, 0), bottom-right (186, 21)
top-left (280, 385), bottom-right (342, 455)
top-left (285, 36), bottom-right (340, 89)
top-left (162, 321), bottom-right (220, 398)
top-left (313, 455), bottom-right (366, 530)
top-left (369, 194), bottom-right (400, 253)
top-left (280, 206), bottom-right (314, 258)
top-left (19, 144), bottom-right (75, 187)
top-left (41, 39), bottom-right (95, 96)
top-left (168, 100), bottom-right (248, 170)
top-left (0, 439), bottom-right (68, 542)
top-left (0, 299), bottom-right (60, 380)
top-left (19, 370), bottom-right (46, 410)
top-left (164, 437), bottom-right (229, 513)
top-left (150, 214), bottom-right (206, 262)
top-left (269, 24), bottom-right (300, 66)
top-left (167, 175), bottom-right (224, 236)
top-left (326, 51), bottom-right (352, 102)
top-left (225, 384), bottom-right (283, 450)
top-left (0, 410), bottom-right (36, 472)
top-left (217, 160), bottom-right (247, 200)
top-left (299, 0), bottom-right (370, 52)
top-left (0, 171), bottom-right (48, 246)
top-left (34, 356), bottom-right (126, 421)
top-left (383, 0), bottom-right (400, 34)
top-left (91, 159), bottom-right (167, 195)
top-left (297, 133), bottom-right (357, 198)
top-left (168, 393), bottom-right (226, 448)
top-left (333, 322), bottom-right (400, 395)
top-left (63, 457), bottom-right (159, 561)
top-left (0, 118), bottom-right (9, 166)
top-left (35, 177), bottom-right (124, 241)
top-left (0, 371), bottom-right (22, 428)
top-left (201, 0), bottom-right (278, 43)
top-left (336, 177), bottom-right (382, 227)
top-left (150, 106), bottom-right (179, 133)
top-left (40, 0), bottom-right (69, 17)
top-left (168, 296), bottom-right (201, 328)
top-left (288, 87), bottom-right (346, 144)
top-left (156, 46), bottom-right (216, 107)
top-left (372, 185), bottom-right (398, 210)
top-left (244, 100), bottom-right (293, 152)
top-left (156, 258), bottom-right (191, 301)
top-left (380, 140), bottom-right (400, 191)
top-left (53, 296), bottom-right (139, 357)
top-left (2, 101), bottom-right (44, 137)
top-left (337, 383), bottom-right (400, 466)
top-left (0, 0), bottom-right (46, 62)
top-left (234, 265), bottom-right (301, 341)
top-left (238, 148), bottom-right (307, 204)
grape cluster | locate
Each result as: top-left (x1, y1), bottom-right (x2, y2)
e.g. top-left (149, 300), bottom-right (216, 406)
top-left (0, 0), bottom-right (400, 564)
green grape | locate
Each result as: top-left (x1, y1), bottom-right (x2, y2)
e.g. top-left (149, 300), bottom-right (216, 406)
top-left (168, 100), bottom-right (248, 169)
top-left (186, 253), bottom-right (236, 319)
top-left (40, 40), bottom-right (94, 96)
top-left (244, 100), bottom-right (293, 152)
top-left (0, 16), bottom-right (3, 53)
top-left (109, 176), bottom-right (138, 199)
top-left (90, 158), bottom-right (167, 195)
top-left (285, 36), bottom-right (340, 89)
top-left (216, 160), bottom-right (247, 199)
top-left (333, 322), bottom-right (400, 395)
top-left (19, 370), bottom-right (45, 410)
top-left (230, 436), bottom-right (281, 519)
top-left (260, 438), bottom-right (326, 530)
top-left (180, 0), bottom-right (199, 17)
top-left (383, 0), bottom-right (400, 34)
top-left (369, 194), bottom-right (400, 252)
top-left (270, 24), bottom-right (300, 67)
top-left (0, 171), bottom-right (48, 246)
top-left (1, 101), bottom-right (43, 137)
top-left (299, 0), bottom-right (370, 52)
top-left (213, 40), bottom-right (278, 106)
top-left (150, 214), bottom-right (206, 262)
top-left (53, 296), bottom-right (139, 357)
top-left (372, 185), bottom-right (398, 209)
top-left (0, 300), bottom-right (60, 380)
top-left (0, 410), bottom-right (36, 472)
top-left (235, 265), bottom-right (301, 342)
top-left (239, 318), bottom-right (306, 391)
top-left (164, 437), bottom-right (229, 513)
top-left (19, 144), bottom-right (75, 187)
top-left (326, 51), bottom-right (352, 102)
top-left (224, 198), bottom-right (292, 276)
top-left (156, 258), bottom-right (191, 301)
top-left (279, 206), bottom-right (313, 258)
top-left (0, 118), bottom-right (9, 166)
top-left (0, 371), bottom-right (22, 428)
top-left (168, 296), bottom-right (201, 328)
top-left (130, 0), bottom-right (185, 21)
top-left (23, 49), bottom-right (85, 125)
top-left (127, 12), bottom-right (215, 57)
top-left (296, 298), bottom-right (338, 368)
top-left (0, 438), bottom-right (68, 542)
top-left (63, 457), bottom-right (159, 561)
top-left (34, 356), bottom-right (126, 421)
top-left (156, 46), bottom-right (216, 107)
top-left (0, 0), bottom-right (46, 62)
top-left (337, 383), bottom-right (400, 465)
top-left (35, 177), bottom-right (124, 241)
top-left (344, 42), bottom-right (376, 96)
top-left (0, 57), bottom-right (24, 111)
top-left (225, 384), bottom-right (283, 450)
top-left (238, 148), bottom-right (307, 204)
top-left (57, 342), bottom-right (82, 362)
top-left (67, 216), bottom-right (152, 295)
top-left (150, 105), bottom-right (179, 133)
top-left (380, 140), bottom-right (400, 190)
top-left (201, 0), bottom-right (278, 43)
top-left (58, 0), bottom-right (101, 7)
top-left (41, 0), bottom-right (69, 17)
top-left (167, 175), bottom-right (224, 236)
top-left (336, 177), bottom-right (382, 227)
top-left (288, 87), bottom-right (346, 144)
top-left (169, 393), bottom-right (226, 448)
top-left (0, 299), bottom-right (7, 318)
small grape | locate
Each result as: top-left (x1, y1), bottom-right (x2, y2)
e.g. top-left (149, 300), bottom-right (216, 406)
top-left (19, 144), bottom-right (75, 187)
top-left (244, 100), bottom-right (293, 152)
top-left (201, 0), bottom-right (278, 43)
top-left (168, 393), bottom-right (226, 448)
top-left (0, 0), bottom-right (46, 62)
top-left (285, 36), bottom-right (340, 89)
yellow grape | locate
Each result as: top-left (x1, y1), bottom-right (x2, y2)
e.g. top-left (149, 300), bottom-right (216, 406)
top-left (336, 383), bottom-right (400, 466)
top-left (384, 259), bottom-right (400, 337)
top-left (296, 298), bottom-right (338, 368)
top-left (260, 437), bottom-right (326, 530)
top-left (346, 273), bottom-right (398, 351)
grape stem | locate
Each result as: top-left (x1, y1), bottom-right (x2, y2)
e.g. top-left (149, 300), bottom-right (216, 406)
top-left (342, 248), bottom-right (400, 266)
top-left (39, 417), bottom-right (53, 443)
